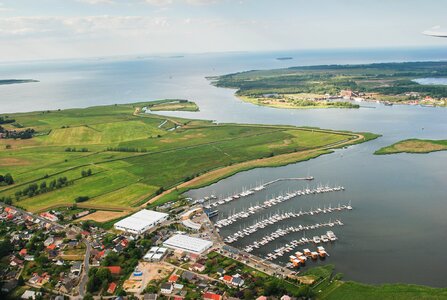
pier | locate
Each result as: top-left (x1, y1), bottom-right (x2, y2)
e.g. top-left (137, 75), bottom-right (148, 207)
top-left (201, 176), bottom-right (315, 209)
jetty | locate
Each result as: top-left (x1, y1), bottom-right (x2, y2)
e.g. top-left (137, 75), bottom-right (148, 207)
top-left (201, 176), bottom-right (315, 209)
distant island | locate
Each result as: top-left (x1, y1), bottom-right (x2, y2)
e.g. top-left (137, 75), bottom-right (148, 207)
top-left (375, 139), bottom-right (447, 155)
top-left (211, 61), bottom-right (447, 109)
top-left (276, 57), bottom-right (293, 60)
top-left (142, 99), bottom-right (199, 112)
top-left (0, 79), bottom-right (38, 85)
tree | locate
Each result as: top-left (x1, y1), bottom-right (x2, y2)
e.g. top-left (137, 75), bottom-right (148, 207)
top-left (83, 292), bottom-right (94, 300)
top-left (4, 173), bottom-right (13, 185)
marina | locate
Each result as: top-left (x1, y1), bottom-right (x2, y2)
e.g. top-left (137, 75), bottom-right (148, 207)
top-left (213, 184), bottom-right (346, 228)
top-left (265, 230), bottom-right (336, 262)
top-left (223, 204), bottom-right (351, 243)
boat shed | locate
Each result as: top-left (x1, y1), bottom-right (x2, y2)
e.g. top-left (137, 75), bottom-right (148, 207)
top-left (163, 234), bottom-right (213, 254)
top-left (114, 209), bottom-right (168, 235)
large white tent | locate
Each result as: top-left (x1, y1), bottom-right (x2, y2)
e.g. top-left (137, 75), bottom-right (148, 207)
top-left (163, 234), bottom-right (213, 254)
top-left (114, 209), bottom-right (168, 234)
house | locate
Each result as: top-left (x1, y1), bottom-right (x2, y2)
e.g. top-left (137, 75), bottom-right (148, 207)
top-left (160, 283), bottom-right (173, 294)
top-left (168, 274), bottom-right (179, 283)
top-left (107, 282), bottom-right (117, 294)
top-left (71, 261), bottom-right (83, 275)
top-left (191, 262), bottom-right (205, 272)
top-left (256, 297), bottom-right (268, 300)
top-left (181, 271), bottom-right (196, 282)
top-left (47, 243), bottom-right (57, 251)
top-left (144, 294), bottom-right (158, 300)
top-left (24, 255), bottom-right (35, 261)
top-left (231, 276), bottom-right (244, 287)
top-left (60, 278), bottom-right (75, 294)
top-left (107, 266), bottom-right (122, 275)
top-left (19, 249), bottom-right (27, 256)
top-left (10, 257), bottom-right (24, 267)
top-left (216, 268), bottom-right (225, 276)
top-left (203, 292), bottom-right (222, 300)
top-left (174, 283), bottom-right (184, 290)
top-left (21, 290), bottom-right (41, 300)
top-left (222, 275), bottom-right (233, 284)
top-left (280, 296), bottom-right (292, 300)
top-left (44, 237), bottom-right (54, 247)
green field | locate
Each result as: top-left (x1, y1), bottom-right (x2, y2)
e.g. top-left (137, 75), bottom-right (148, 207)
top-left (0, 101), bottom-right (373, 213)
top-left (299, 265), bottom-right (447, 300)
top-left (319, 281), bottom-right (447, 300)
top-left (375, 139), bottom-right (447, 155)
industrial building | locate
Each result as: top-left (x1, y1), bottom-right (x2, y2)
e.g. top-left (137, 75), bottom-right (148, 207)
top-left (114, 209), bottom-right (168, 235)
top-left (163, 234), bottom-right (213, 254)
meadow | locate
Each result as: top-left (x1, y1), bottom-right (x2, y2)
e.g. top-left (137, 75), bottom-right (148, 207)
top-left (375, 139), bottom-right (447, 155)
top-left (0, 100), bottom-right (373, 215)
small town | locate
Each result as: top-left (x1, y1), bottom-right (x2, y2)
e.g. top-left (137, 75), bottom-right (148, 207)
top-left (0, 198), bottom-right (322, 300)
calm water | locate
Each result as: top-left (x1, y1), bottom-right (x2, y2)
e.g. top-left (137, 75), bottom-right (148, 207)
top-left (1, 47), bottom-right (447, 287)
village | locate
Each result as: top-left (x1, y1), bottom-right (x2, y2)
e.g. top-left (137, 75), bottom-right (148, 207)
top-left (0, 199), bottom-right (316, 300)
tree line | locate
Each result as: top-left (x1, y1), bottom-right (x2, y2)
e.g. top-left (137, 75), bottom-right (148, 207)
top-left (65, 147), bottom-right (89, 152)
top-left (106, 147), bottom-right (148, 153)
top-left (0, 126), bottom-right (35, 139)
top-left (14, 176), bottom-right (71, 200)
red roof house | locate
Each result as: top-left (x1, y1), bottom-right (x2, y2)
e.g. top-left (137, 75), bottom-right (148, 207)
top-left (106, 266), bottom-right (122, 275)
top-left (107, 282), bottom-right (117, 294)
top-left (168, 274), bottom-right (179, 283)
top-left (203, 292), bottom-right (222, 300)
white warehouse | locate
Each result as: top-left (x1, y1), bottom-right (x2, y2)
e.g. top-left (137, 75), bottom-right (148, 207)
top-left (163, 234), bottom-right (213, 254)
top-left (114, 209), bottom-right (168, 235)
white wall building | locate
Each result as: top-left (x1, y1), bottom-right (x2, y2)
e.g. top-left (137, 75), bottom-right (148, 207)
top-left (163, 234), bottom-right (213, 254)
top-left (114, 209), bottom-right (168, 235)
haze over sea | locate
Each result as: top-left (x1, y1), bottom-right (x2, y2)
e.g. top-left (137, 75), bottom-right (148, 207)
top-left (2, 47), bottom-right (447, 287)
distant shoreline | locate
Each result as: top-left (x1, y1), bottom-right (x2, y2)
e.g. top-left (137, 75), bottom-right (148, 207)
top-left (0, 79), bottom-right (39, 86)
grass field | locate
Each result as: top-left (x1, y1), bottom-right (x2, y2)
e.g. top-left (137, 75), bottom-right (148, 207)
top-left (145, 99), bottom-right (199, 112)
top-left (0, 101), bottom-right (375, 214)
top-left (319, 281), bottom-right (447, 300)
top-left (375, 139), bottom-right (447, 155)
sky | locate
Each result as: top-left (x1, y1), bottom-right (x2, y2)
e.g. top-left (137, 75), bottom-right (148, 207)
top-left (0, 0), bottom-right (446, 61)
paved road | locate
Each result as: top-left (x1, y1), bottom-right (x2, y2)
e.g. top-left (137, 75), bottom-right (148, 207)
top-left (78, 239), bottom-right (92, 298)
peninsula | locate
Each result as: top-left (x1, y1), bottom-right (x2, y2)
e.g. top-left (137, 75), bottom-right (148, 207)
top-left (0, 99), bottom-right (376, 217)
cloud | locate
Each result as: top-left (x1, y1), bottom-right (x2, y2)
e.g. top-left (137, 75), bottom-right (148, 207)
top-left (0, 15), bottom-right (171, 39)
top-left (76, 0), bottom-right (115, 4)
top-left (144, 0), bottom-right (219, 6)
